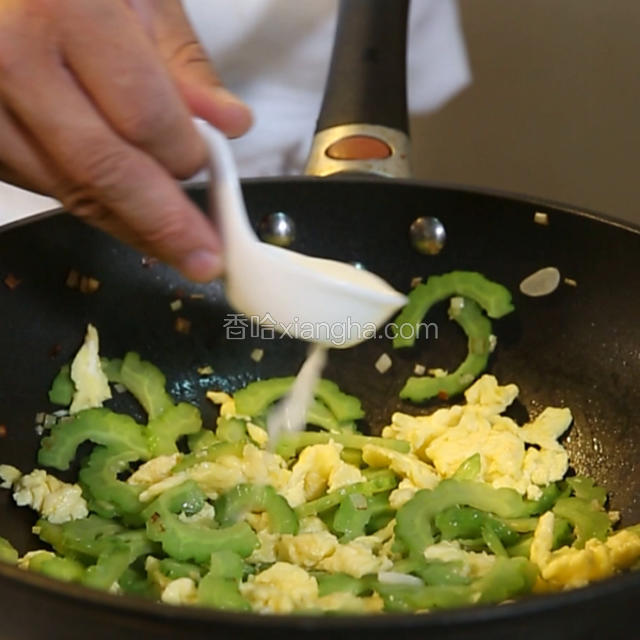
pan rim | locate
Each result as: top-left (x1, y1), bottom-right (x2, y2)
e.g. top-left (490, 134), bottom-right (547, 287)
top-left (2, 176), bottom-right (637, 238)
top-left (0, 558), bottom-right (639, 629)
top-left (1, 175), bottom-right (639, 630)
top-left (235, 175), bottom-right (640, 237)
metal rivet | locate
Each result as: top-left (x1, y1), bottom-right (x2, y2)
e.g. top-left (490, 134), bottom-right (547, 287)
top-left (409, 217), bottom-right (446, 255)
top-left (258, 212), bottom-right (296, 247)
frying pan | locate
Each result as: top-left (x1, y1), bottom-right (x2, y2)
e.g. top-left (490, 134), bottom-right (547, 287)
top-left (0, 1), bottom-right (639, 638)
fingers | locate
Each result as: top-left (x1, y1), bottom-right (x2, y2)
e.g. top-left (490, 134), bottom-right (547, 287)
top-left (0, 0), bottom-right (255, 283)
top-left (0, 0), bottom-right (227, 282)
top-left (0, 108), bottom-right (142, 250)
top-left (58, 0), bottom-right (207, 179)
top-left (148, 0), bottom-right (253, 138)
top-left (0, 106), bottom-right (63, 195)
top-left (0, 55), bottom-right (222, 282)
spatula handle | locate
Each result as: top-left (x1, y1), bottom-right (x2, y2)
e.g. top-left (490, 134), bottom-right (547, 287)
top-left (305, 0), bottom-right (411, 178)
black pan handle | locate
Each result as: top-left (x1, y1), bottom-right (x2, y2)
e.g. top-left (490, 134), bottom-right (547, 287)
top-left (305, 0), bottom-right (411, 178)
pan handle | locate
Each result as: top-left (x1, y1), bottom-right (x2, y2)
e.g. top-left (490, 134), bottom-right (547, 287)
top-left (304, 0), bottom-right (411, 178)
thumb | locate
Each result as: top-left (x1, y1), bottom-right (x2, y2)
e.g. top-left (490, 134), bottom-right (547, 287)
top-left (145, 0), bottom-right (253, 138)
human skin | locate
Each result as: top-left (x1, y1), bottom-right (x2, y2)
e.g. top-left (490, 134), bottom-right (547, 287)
top-left (0, 0), bottom-right (252, 281)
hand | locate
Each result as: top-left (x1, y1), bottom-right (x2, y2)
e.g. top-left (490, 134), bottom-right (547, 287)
top-left (0, 0), bottom-right (252, 281)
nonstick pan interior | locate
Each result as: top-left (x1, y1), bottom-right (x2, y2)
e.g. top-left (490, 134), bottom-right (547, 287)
top-left (0, 177), bottom-right (639, 639)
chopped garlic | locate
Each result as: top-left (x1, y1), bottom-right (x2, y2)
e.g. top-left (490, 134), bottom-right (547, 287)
top-left (197, 365), bottom-right (214, 375)
top-left (65, 269), bottom-right (80, 289)
top-left (519, 267), bottom-right (561, 297)
top-left (375, 353), bottom-right (392, 374)
top-left (534, 212), bottom-right (549, 225)
top-left (250, 348), bottom-right (264, 363)
top-left (450, 296), bottom-right (465, 312)
top-left (174, 317), bottom-right (191, 334)
top-left (109, 581), bottom-right (123, 595)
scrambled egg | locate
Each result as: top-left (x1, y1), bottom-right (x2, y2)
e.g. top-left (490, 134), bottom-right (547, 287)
top-left (464, 374), bottom-right (519, 413)
top-left (145, 556), bottom-right (172, 592)
top-left (161, 577), bottom-right (199, 605)
top-left (206, 390), bottom-right (249, 420)
top-left (187, 444), bottom-right (291, 499)
top-left (199, 377), bottom-right (570, 517)
top-left (132, 373), bottom-right (582, 610)
top-left (206, 390), bottom-right (269, 448)
top-left (248, 529), bottom-right (280, 564)
top-left (17, 550), bottom-right (57, 571)
top-left (317, 535), bottom-right (393, 578)
top-left (239, 562), bottom-right (318, 613)
top-left (244, 515), bottom-right (332, 567)
top-left (299, 516), bottom-right (330, 533)
top-left (246, 422), bottom-right (269, 448)
top-left (383, 408), bottom-right (457, 459)
top-left (6, 324), bottom-right (637, 615)
top-left (239, 562), bottom-right (384, 613)
top-left (11, 469), bottom-right (88, 523)
top-left (530, 511), bottom-right (555, 569)
top-left (388, 478), bottom-right (420, 509)
top-left (361, 444), bottom-right (440, 510)
top-left (383, 375), bottom-right (572, 499)
top-left (244, 510), bottom-right (339, 567)
top-left (69, 324), bottom-right (111, 414)
top-left (281, 442), bottom-right (364, 508)
top-left (0, 464), bottom-right (22, 489)
top-left (423, 540), bottom-right (496, 579)
top-left (249, 518), bottom-right (394, 577)
top-left (316, 591), bottom-right (384, 613)
top-left (243, 502), bottom-right (396, 578)
top-left (277, 531), bottom-right (338, 568)
top-left (127, 453), bottom-right (181, 486)
top-left (530, 512), bottom-right (640, 591)
top-left (362, 445), bottom-right (439, 491)
top-left (138, 473), bottom-right (191, 503)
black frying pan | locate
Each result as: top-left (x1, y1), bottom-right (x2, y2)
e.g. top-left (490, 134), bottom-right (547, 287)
top-left (0, 2), bottom-right (639, 639)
